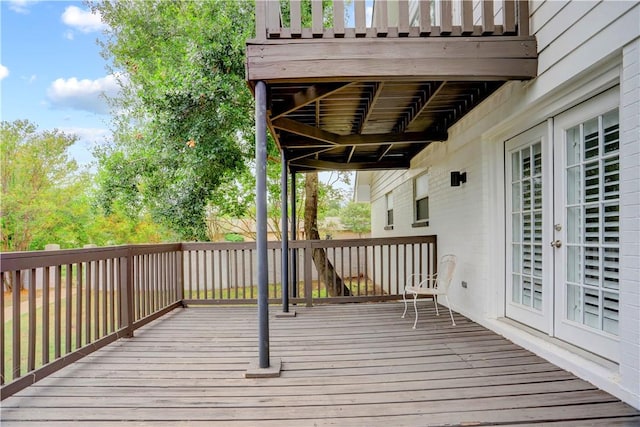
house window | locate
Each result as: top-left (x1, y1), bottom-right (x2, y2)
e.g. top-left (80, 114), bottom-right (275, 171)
top-left (385, 192), bottom-right (394, 230)
top-left (413, 174), bottom-right (429, 227)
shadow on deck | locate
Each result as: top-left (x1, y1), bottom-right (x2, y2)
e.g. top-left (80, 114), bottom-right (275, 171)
top-left (2, 303), bottom-right (639, 426)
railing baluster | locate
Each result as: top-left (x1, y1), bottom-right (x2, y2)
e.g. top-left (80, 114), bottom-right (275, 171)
top-left (93, 259), bottom-right (99, 340)
top-left (0, 277), bottom-right (4, 385)
top-left (65, 265), bottom-right (72, 354)
top-left (355, 0), bottom-right (366, 36)
top-left (419, 0), bottom-right (431, 36)
top-left (517, 0), bottom-right (529, 37)
top-left (290, 0), bottom-right (301, 37)
top-left (28, 269), bottom-right (36, 371)
top-left (461, 0), bottom-right (473, 34)
top-left (101, 260), bottom-right (107, 337)
top-left (482, 0), bottom-right (495, 34)
top-left (440, 0), bottom-right (452, 35)
top-left (12, 271), bottom-right (21, 381)
top-left (266, 0), bottom-right (281, 38)
top-left (312, 0), bottom-right (323, 37)
top-left (333, 0), bottom-right (345, 37)
top-left (398, 0), bottom-right (409, 36)
top-left (375, 0), bottom-right (388, 36)
top-left (85, 260), bottom-right (91, 345)
top-left (503, 0), bottom-right (516, 34)
top-left (75, 263), bottom-right (82, 349)
top-left (42, 267), bottom-right (50, 364)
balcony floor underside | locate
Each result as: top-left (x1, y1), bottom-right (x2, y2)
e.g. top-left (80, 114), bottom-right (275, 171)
top-left (2, 303), bottom-right (638, 426)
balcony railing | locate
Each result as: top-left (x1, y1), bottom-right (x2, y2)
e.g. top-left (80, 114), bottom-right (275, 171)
top-left (255, 0), bottom-right (529, 41)
top-left (1, 235), bottom-right (436, 399)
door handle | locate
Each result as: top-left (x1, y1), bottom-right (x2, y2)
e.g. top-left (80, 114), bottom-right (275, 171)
top-left (550, 240), bottom-right (562, 248)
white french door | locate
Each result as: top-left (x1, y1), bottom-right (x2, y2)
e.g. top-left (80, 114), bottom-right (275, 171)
top-left (505, 123), bottom-right (553, 333)
top-left (552, 89), bottom-right (620, 362)
top-left (505, 88), bottom-right (621, 361)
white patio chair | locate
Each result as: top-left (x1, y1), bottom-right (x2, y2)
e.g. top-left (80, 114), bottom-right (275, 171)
top-left (402, 254), bottom-right (457, 328)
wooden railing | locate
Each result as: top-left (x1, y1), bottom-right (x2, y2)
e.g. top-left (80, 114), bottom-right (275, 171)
top-left (0, 244), bottom-right (183, 399)
top-left (1, 235), bottom-right (436, 398)
top-left (182, 235), bottom-right (437, 306)
top-left (255, 0), bottom-right (529, 40)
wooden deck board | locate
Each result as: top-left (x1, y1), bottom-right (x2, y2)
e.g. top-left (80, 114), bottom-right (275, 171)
top-left (2, 303), bottom-right (638, 426)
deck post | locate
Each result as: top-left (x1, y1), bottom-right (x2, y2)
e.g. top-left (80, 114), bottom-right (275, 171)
top-left (278, 154), bottom-right (295, 316)
top-left (246, 80), bottom-right (281, 378)
top-left (290, 170), bottom-right (298, 299)
top-left (256, 80), bottom-right (269, 368)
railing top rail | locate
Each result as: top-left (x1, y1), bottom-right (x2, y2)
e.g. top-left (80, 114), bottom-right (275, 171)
top-left (0, 243), bottom-right (182, 272)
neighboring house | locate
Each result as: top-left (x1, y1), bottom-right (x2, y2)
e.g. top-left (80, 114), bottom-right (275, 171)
top-left (357, 1), bottom-right (639, 409)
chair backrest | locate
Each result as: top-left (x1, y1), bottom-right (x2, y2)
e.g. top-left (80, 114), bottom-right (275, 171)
top-left (435, 254), bottom-right (457, 292)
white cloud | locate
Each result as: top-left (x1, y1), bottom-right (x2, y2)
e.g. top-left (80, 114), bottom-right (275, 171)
top-left (46, 74), bottom-right (121, 115)
top-left (0, 64), bottom-right (9, 81)
top-left (61, 127), bottom-right (110, 144)
top-left (64, 30), bottom-right (75, 41)
top-left (60, 128), bottom-right (110, 167)
top-left (62, 6), bottom-right (107, 33)
top-left (8, 0), bottom-right (38, 14)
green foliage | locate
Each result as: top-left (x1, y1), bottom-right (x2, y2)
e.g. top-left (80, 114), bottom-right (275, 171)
top-left (0, 119), bottom-right (175, 251)
top-left (1, 120), bottom-right (84, 251)
top-left (224, 233), bottom-right (244, 243)
top-left (339, 202), bottom-right (371, 236)
top-left (90, 0), bottom-right (257, 241)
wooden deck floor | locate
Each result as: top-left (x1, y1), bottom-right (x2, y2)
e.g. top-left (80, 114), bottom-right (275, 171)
top-left (2, 303), bottom-right (639, 426)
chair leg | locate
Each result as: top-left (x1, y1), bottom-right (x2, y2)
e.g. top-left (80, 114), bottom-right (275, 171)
top-left (402, 290), bottom-right (408, 318)
top-left (412, 293), bottom-right (419, 329)
top-left (445, 295), bottom-right (456, 326)
top-left (433, 295), bottom-right (439, 316)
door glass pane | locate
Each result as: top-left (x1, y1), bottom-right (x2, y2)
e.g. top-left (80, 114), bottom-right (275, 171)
top-left (603, 109), bottom-right (619, 153)
top-left (512, 215), bottom-right (521, 242)
top-left (512, 151), bottom-right (521, 179)
top-left (522, 147), bottom-right (531, 178)
top-left (512, 183), bottom-right (521, 211)
top-left (533, 278), bottom-right (543, 310)
top-left (584, 161), bottom-right (599, 203)
top-left (567, 284), bottom-right (582, 322)
top-left (566, 126), bottom-right (581, 166)
top-left (563, 109), bottom-right (620, 336)
top-left (583, 118), bottom-right (599, 160)
top-left (603, 156), bottom-right (619, 200)
top-left (512, 274), bottom-right (521, 303)
top-left (566, 207), bottom-right (581, 244)
top-left (603, 291), bottom-right (619, 334)
top-left (567, 166), bottom-right (581, 205)
top-left (603, 247), bottom-right (619, 290)
top-left (583, 287), bottom-right (600, 329)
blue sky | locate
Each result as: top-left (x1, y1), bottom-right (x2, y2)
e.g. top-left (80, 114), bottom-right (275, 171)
top-left (1, 0), bottom-right (113, 166)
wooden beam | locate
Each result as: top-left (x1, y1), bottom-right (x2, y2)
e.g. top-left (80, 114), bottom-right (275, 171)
top-left (291, 158), bottom-right (410, 171)
top-left (274, 117), bottom-right (447, 146)
top-left (271, 83), bottom-right (351, 120)
top-left (339, 131), bottom-right (446, 145)
top-left (356, 82), bottom-right (384, 134)
top-left (246, 37), bottom-right (538, 82)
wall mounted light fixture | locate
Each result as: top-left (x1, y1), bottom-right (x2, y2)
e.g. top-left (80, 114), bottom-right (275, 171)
top-left (451, 171), bottom-right (467, 187)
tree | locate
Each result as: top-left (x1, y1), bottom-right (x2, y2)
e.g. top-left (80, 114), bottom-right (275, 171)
top-left (92, 0), bottom-right (351, 296)
top-left (0, 120), bottom-right (86, 252)
top-left (340, 202), bottom-right (371, 237)
top-left (91, 0), bottom-right (256, 240)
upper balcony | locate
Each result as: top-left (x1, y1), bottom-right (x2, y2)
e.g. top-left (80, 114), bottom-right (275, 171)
top-left (246, 0), bottom-right (537, 172)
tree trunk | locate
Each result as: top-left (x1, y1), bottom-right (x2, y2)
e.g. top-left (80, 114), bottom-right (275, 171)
top-left (304, 172), bottom-right (351, 297)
